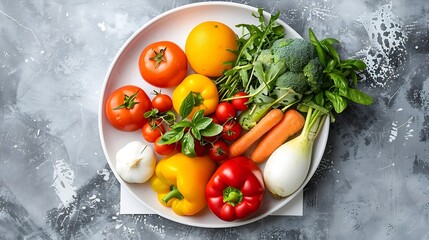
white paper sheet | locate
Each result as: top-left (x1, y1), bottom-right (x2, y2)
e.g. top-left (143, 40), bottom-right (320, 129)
top-left (120, 186), bottom-right (303, 216)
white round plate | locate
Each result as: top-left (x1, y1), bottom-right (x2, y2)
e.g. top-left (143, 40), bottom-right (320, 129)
top-left (98, 2), bottom-right (330, 228)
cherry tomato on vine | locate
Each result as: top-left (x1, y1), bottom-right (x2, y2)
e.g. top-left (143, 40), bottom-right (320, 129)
top-left (151, 92), bottom-right (173, 112)
top-left (105, 85), bottom-right (151, 132)
top-left (154, 136), bottom-right (176, 156)
top-left (209, 140), bottom-right (230, 162)
top-left (141, 120), bottom-right (165, 143)
top-left (231, 92), bottom-right (249, 111)
top-left (215, 102), bottom-right (236, 123)
top-left (221, 120), bottom-right (242, 141)
top-left (138, 41), bottom-right (188, 88)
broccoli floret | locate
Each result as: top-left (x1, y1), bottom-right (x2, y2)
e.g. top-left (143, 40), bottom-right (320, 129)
top-left (303, 58), bottom-right (324, 92)
top-left (275, 71), bottom-right (309, 94)
top-left (256, 49), bottom-right (275, 68)
top-left (272, 39), bottom-right (316, 72)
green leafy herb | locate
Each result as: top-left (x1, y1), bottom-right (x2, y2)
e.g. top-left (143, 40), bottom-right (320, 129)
top-left (308, 29), bottom-right (326, 67)
top-left (179, 91), bottom-right (204, 119)
top-left (159, 109), bottom-right (223, 158)
top-left (180, 92), bottom-right (195, 119)
top-left (343, 88), bottom-right (374, 105)
top-left (291, 27), bottom-right (374, 127)
top-left (215, 9), bottom-right (284, 100)
top-left (181, 132), bottom-right (196, 157)
top-left (158, 128), bottom-right (185, 145)
top-left (171, 121), bottom-right (192, 129)
top-left (200, 123), bottom-right (223, 137)
top-left (217, 9), bottom-right (374, 133)
top-left (305, 28), bottom-right (374, 116)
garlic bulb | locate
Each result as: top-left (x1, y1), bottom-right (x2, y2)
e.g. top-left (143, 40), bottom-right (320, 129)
top-left (116, 141), bottom-right (156, 183)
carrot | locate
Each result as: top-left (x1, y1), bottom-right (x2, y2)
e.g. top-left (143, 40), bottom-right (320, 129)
top-left (229, 109), bottom-right (284, 157)
top-left (250, 109), bottom-right (305, 163)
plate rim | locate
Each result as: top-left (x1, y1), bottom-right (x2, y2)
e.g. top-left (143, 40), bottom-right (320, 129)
top-left (98, 1), bottom-right (330, 228)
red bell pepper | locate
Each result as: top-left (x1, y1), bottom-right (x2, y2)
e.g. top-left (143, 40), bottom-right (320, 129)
top-left (205, 156), bottom-right (265, 221)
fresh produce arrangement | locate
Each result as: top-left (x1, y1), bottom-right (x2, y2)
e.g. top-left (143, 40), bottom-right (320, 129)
top-left (104, 9), bottom-right (373, 222)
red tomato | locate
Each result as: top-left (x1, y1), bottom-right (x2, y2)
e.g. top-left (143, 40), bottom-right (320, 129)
top-left (105, 85), bottom-right (151, 131)
top-left (231, 92), bottom-right (249, 111)
top-left (208, 114), bottom-right (220, 124)
top-left (221, 120), bottom-right (242, 141)
top-left (151, 93), bottom-right (173, 112)
top-left (194, 140), bottom-right (208, 157)
top-left (141, 120), bottom-right (165, 143)
top-left (154, 136), bottom-right (176, 155)
top-left (209, 140), bottom-right (230, 162)
top-left (138, 41), bottom-right (187, 88)
top-left (215, 102), bottom-right (236, 123)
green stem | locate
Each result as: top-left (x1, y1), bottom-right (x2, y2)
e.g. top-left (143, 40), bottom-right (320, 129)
top-left (307, 110), bottom-right (322, 141)
top-left (244, 19), bottom-right (280, 93)
top-left (301, 107), bottom-right (313, 137)
top-left (314, 114), bottom-right (328, 139)
top-left (302, 107), bottom-right (327, 142)
top-left (222, 93), bottom-right (248, 102)
top-left (223, 186), bottom-right (243, 207)
top-left (113, 90), bottom-right (140, 110)
top-left (162, 185), bottom-right (184, 204)
top-left (280, 99), bottom-right (300, 112)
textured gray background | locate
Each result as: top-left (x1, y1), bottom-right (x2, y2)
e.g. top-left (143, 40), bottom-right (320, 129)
top-left (1, 0), bottom-right (428, 239)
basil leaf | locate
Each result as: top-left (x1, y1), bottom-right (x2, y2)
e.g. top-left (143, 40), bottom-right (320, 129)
top-left (191, 127), bottom-right (201, 140)
top-left (181, 132), bottom-right (196, 157)
top-left (325, 59), bottom-right (337, 73)
top-left (345, 88), bottom-right (374, 105)
top-left (171, 120), bottom-right (192, 129)
top-left (353, 60), bottom-right (367, 70)
top-left (158, 128), bottom-right (185, 145)
top-left (329, 72), bottom-right (349, 91)
top-left (179, 92), bottom-right (195, 119)
top-left (194, 117), bottom-right (213, 130)
top-left (321, 38), bottom-right (339, 45)
top-left (192, 109), bottom-right (205, 123)
top-left (325, 91), bottom-right (348, 113)
top-left (321, 41), bottom-right (340, 63)
top-left (200, 123), bottom-right (223, 137)
top-left (342, 59), bottom-right (366, 71)
top-left (309, 28), bottom-right (326, 67)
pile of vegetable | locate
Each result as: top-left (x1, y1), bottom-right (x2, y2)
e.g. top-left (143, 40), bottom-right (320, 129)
top-left (105, 9), bottom-right (373, 222)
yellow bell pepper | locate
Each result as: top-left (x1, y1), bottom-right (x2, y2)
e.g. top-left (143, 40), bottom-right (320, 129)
top-left (150, 152), bottom-right (217, 216)
top-left (172, 74), bottom-right (219, 118)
